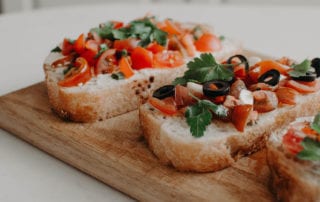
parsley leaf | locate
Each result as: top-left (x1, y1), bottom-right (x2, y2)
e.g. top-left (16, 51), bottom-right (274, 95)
top-left (51, 46), bottom-right (61, 53)
top-left (185, 97), bottom-right (228, 137)
top-left (297, 137), bottom-right (320, 161)
top-left (90, 18), bottom-right (167, 47)
top-left (311, 113), bottom-right (320, 134)
top-left (289, 59), bottom-right (311, 78)
top-left (90, 22), bottom-right (114, 39)
top-left (173, 53), bottom-right (234, 85)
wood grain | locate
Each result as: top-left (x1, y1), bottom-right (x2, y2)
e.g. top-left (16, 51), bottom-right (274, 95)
top-left (0, 82), bottom-right (274, 201)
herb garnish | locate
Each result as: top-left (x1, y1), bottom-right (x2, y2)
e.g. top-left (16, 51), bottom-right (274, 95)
top-left (95, 44), bottom-right (108, 59)
top-left (173, 53), bottom-right (234, 85)
top-left (51, 46), bottom-right (62, 53)
top-left (297, 113), bottom-right (320, 161)
top-left (219, 35), bottom-right (225, 41)
top-left (111, 72), bottom-right (125, 80)
top-left (185, 93), bottom-right (228, 137)
top-left (90, 18), bottom-right (167, 47)
top-left (297, 137), bottom-right (320, 161)
top-left (289, 59), bottom-right (312, 78)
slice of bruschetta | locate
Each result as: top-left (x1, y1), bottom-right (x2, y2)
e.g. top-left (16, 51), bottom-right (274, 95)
top-left (139, 53), bottom-right (320, 172)
top-left (44, 16), bottom-right (242, 122)
top-left (267, 115), bottom-right (320, 202)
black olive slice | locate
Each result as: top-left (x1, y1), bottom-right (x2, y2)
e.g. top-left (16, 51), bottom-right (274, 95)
top-left (292, 71), bottom-right (316, 82)
top-left (203, 80), bottom-right (230, 98)
top-left (153, 85), bottom-right (175, 99)
top-left (311, 57), bottom-right (320, 77)
top-left (258, 69), bottom-right (280, 86)
top-left (226, 54), bottom-right (249, 72)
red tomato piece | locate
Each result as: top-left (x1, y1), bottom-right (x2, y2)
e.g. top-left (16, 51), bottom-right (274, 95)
top-left (149, 97), bottom-right (177, 115)
top-left (231, 104), bottom-right (253, 132)
top-left (95, 49), bottom-right (117, 75)
top-left (285, 80), bottom-right (318, 94)
top-left (62, 38), bottom-right (74, 55)
top-left (131, 47), bottom-right (153, 70)
top-left (58, 57), bottom-right (92, 87)
top-left (113, 38), bottom-right (139, 52)
top-left (74, 33), bottom-right (85, 54)
top-left (194, 33), bottom-right (222, 52)
top-left (282, 128), bottom-right (304, 155)
top-left (153, 51), bottom-right (184, 68)
top-left (146, 42), bottom-right (165, 54)
top-left (119, 56), bottom-right (134, 78)
top-left (275, 87), bottom-right (298, 105)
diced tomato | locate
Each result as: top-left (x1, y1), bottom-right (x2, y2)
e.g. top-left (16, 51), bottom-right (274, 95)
top-left (194, 33), bottom-right (222, 52)
top-left (212, 95), bottom-right (226, 104)
top-left (275, 87), bottom-right (298, 105)
top-left (58, 57), bottom-right (92, 87)
top-left (181, 33), bottom-right (196, 57)
top-left (159, 19), bottom-right (182, 35)
top-left (149, 97), bottom-right (177, 115)
top-left (146, 42), bottom-right (165, 54)
top-left (153, 50), bottom-right (184, 68)
top-left (283, 128), bottom-right (303, 155)
top-left (80, 40), bottom-right (100, 66)
top-left (52, 55), bottom-right (74, 67)
top-left (285, 80), bottom-right (319, 94)
top-left (62, 38), bottom-right (74, 55)
top-left (131, 47), bottom-right (153, 69)
top-left (234, 65), bottom-right (246, 79)
top-left (113, 38), bottom-right (139, 52)
top-left (112, 21), bottom-right (124, 29)
top-left (119, 56), bottom-right (134, 78)
top-left (74, 33), bottom-right (85, 54)
top-left (95, 49), bottom-right (117, 75)
top-left (231, 104), bottom-right (253, 132)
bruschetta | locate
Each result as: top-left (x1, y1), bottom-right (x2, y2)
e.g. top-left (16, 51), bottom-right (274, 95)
top-left (43, 16), bottom-right (241, 122)
top-left (267, 114), bottom-right (320, 202)
top-left (139, 53), bottom-right (320, 172)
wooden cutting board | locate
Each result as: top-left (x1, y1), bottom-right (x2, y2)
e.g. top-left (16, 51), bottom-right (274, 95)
top-left (0, 82), bottom-right (274, 201)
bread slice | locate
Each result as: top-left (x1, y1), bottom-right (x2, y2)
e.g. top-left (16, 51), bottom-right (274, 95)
top-left (44, 39), bottom-right (242, 122)
top-left (267, 123), bottom-right (320, 202)
top-left (139, 89), bottom-right (320, 172)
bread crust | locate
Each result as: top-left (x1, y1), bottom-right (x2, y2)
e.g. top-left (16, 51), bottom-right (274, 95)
top-left (139, 90), bottom-right (320, 172)
top-left (267, 131), bottom-right (320, 202)
top-left (44, 41), bottom-right (241, 122)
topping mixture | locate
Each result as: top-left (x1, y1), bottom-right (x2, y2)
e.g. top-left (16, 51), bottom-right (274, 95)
top-left (50, 16), bottom-right (223, 87)
top-left (149, 53), bottom-right (320, 137)
top-left (282, 113), bottom-right (320, 161)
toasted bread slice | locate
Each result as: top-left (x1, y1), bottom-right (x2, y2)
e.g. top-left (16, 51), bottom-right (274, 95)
top-left (44, 39), bottom-right (242, 122)
top-left (267, 122), bottom-right (320, 202)
top-left (139, 89), bottom-right (320, 172)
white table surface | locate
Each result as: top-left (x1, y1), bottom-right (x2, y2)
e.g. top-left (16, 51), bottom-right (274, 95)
top-left (1, 3), bottom-right (320, 202)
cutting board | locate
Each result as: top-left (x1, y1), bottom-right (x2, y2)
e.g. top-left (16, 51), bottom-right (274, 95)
top-left (0, 82), bottom-right (274, 201)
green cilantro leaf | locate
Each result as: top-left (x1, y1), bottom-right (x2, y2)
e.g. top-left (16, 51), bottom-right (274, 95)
top-left (311, 113), bottom-right (320, 134)
top-left (90, 18), bottom-right (167, 47)
top-left (289, 59), bottom-right (311, 78)
top-left (112, 29), bottom-right (128, 40)
top-left (173, 53), bottom-right (234, 85)
top-left (51, 46), bottom-right (62, 53)
top-left (297, 137), bottom-right (320, 161)
top-left (185, 97), bottom-right (228, 137)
